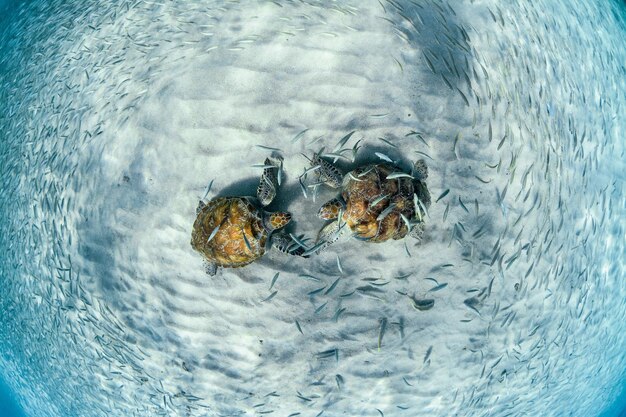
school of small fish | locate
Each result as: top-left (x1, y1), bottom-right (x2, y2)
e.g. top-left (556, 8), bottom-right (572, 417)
top-left (0, 1), bottom-right (623, 417)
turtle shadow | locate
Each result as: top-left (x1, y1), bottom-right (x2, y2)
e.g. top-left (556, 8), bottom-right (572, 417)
top-left (214, 177), bottom-right (260, 199)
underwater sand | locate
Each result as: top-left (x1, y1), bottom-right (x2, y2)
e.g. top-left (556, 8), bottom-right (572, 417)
top-left (0, 0), bottom-right (624, 416)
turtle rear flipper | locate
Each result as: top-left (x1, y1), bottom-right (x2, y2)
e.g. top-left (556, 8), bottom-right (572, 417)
top-left (409, 222), bottom-right (425, 242)
top-left (272, 232), bottom-right (309, 258)
top-left (257, 158), bottom-right (279, 206)
top-left (204, 261), bottom-right (218, 276)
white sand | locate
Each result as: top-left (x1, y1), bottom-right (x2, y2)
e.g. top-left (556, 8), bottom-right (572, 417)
top-left (0, 0), bottom-right (624, 416)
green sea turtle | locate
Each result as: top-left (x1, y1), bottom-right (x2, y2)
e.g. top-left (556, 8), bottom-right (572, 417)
top-left (191, 158), bottom-right (304, 275)
top-left (311, 153), bottom-right (431, 251)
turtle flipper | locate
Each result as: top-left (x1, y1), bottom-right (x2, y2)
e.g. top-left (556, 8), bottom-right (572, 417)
top-left (318, 197), bottom-right (345, 220)
top-left (413, 159), bottom-right (428, 181)
top-left (196, 200), bottom-right (206, 215)
top-left (272, 232), bottom-right (309, 258)
top-left (409, 222), bottom-right (425, 242)
top-left (204, 261), bottom-right (218, 276)
top-left (312, 153), bottom-right (343, 188)
top-left (263, 211), bottom-right (292, 231)
top-left (257, 158), bottom-right (279, 206)
top-left (315, 220), bottom-right (347, 252)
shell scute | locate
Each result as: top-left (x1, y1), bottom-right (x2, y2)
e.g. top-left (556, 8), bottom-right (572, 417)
top-left (191, 197), bottom-right (267, 268)
top-left (341, 163), bottom-right (422, 243)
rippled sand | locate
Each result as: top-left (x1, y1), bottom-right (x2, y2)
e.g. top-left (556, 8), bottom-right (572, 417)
top-left (0, 1), bottom-right (624, 416)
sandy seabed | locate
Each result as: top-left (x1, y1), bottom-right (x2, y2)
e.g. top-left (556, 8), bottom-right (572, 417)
top-left (0, 1), bottom-right (624, 416)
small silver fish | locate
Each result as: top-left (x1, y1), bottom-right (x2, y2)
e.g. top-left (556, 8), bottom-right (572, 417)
top-left (375, 152), bottom-right (393, 162)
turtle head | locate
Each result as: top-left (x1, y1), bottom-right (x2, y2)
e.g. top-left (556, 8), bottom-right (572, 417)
top-left (263, 211), bottom-right (292, 231)
top-left (413, 159), bottom-right (428, 181)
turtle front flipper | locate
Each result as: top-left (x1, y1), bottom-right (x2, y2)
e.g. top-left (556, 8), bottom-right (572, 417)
top-left (315, 219), bottom-right (348, 253)
top-left (257, 158), bottom-right (279, 206)
top-left (413, 159), bottom-right (428, 181)
top-left (312, 153), bottom-right (343, 188)
top-left (263, 211), bottom-right (292, 231)
top-left (271, 231), bottom-right (309, 258)
top-left (204, 261), bottom-right (218, 276)
top-left (318, 197), bottom-right (345, 220)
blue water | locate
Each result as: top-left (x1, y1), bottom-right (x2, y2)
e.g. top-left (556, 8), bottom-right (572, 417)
top-left (0, 373), bottom-right (26, 417)
top-left (0, 0), bottom-right (624, 416)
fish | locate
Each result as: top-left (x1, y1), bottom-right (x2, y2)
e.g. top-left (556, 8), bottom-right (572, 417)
top-left (413, 193), bottom-right (423, 221)
top-left (335, 374), bottom-right (344, 389)
top-left (206, 224), bottom-right (220, 243)
top-left (423, 346), bottom-right (433, 363)
top-left (457, 87), bottom-right (470, 106)
top-left (410, 297), bottom-right (435, 311)
top-left (415, 150), bottom-right (434, 160)
top-left (333, 130), bottom-right (356, 152)
top-left (378, 318), bottom-right (387, 351)
top-left (459, 196), bottom-right (469, 213)
top-left (404, 241), bottom-right (411, 257)
top-left (423, 52), bottom-right (436, 73)
top-left (289, 233), bottom-right (309, 250)
top-left (269, 273), bottom-right (279, 290)
top-left (325, 277), bottom-right (341, 295)
top-left (301, 241), bottom-right (328, 257)
top-left (202, 179), bottom-right (214, 200)
top-left (436, 189), bottom-right (450, 203)
top-left (429, 283), bottom-right (448, 292)
top-left (406, 131), bottom-right (430, 147)
top-left (298, 274), bottom-right (321, 282)
top-left (250, 164), bottom-right (276, 169)
top-left (333, 307), bottom-right (346, 322)
top-left (308, 286), bottom-right (327, 296)
top-left (371, 194), bottom-right (390, 209)
top-left (295, 320), bottom-right (303, 334)
top-left (375, 152), bottom-right (394, 162)
top-left (277, 159), bottom-right (283, 186)
top-left (400, 213), bottom-right (412, 231)
top-left (317, 349), bottom-right (339, 361)
top-left (336, 255), bottom-right (344, 274)
top-left (378, 137), bottom-right (397, 148)
top-left (453, 131), bottom-right (462, 159)
top-left (255, 144), bottom-right (282, 152)
top-left (262, 291), bottom-right (277, 302)
top-left (291, 128), bottom-right (309, 143)
top-left (376, 203), bottom-right (397, 221)
top-left (386, 172), bottom-right (413, 179)
top-left (314, 302), bottom-right (328, 314)
top-left (242, 228), bottom-right (253, 252)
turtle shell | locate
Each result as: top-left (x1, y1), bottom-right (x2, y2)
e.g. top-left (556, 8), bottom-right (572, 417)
top-left (341, 163), bottom-right (425, 242)
top-left (191, 197), bottom-right (267, 268)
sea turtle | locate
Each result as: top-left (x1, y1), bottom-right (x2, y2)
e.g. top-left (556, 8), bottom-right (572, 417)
top-left (191, 158), bottom-right (304, 275)
top-left (311, 153), bottom-right (431, 250)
